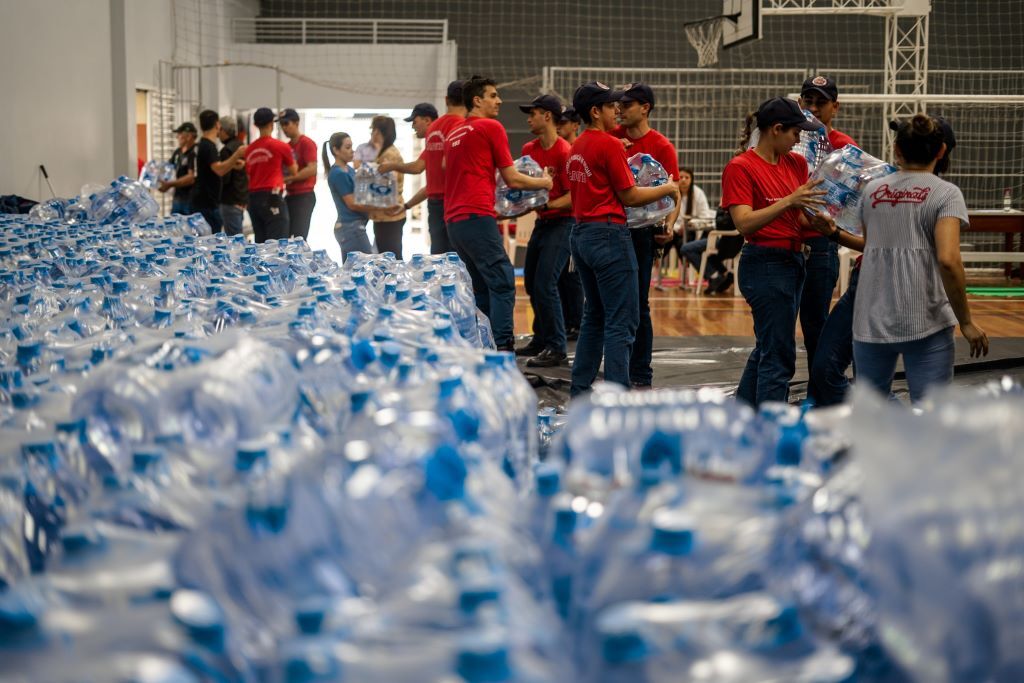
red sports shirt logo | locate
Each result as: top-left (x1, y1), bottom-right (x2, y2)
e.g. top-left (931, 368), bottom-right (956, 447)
top-left (871, 184), bottom-right (932, 208)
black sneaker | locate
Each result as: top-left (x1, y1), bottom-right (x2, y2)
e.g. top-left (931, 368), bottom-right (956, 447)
top-left (713, 272), bottom-right (735, 294)
top-left (566, 327), bottom-right (580, 342)
top-left (526, 349), bottom-right (567, 368)
top-left (515, 340), bottom-right (546, 357)
top-left (496, 342), bottom-right (516, 353)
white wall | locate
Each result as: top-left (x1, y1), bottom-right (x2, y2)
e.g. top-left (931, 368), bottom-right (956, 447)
top-left (0, 0), bottom-right (116, 200)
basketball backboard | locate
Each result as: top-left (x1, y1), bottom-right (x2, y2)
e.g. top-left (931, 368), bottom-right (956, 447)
top-left (722, 0), bottom-right (762, 49)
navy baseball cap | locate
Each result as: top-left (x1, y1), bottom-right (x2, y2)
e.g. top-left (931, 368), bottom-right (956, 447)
top-left (518, 94), bottom-right (563, 117)
top-left (558, 106), bottom-right (580, 124)
top-left (447, 80), bottom-right (465, 101)
top-left (404, 103), bottom-right (439, 121)
top-left (572, 82), bottom-right (624, 115)
top-left (277, 108), bottom-right (300, 123)
top-left (172, 122), bottom-right (197, 134)
top-left (620, 83), bottom-right (655, 109)
top-left (253, 108), bottom-right (276, 126)
top-left (801, 75), bottom-right (839, 102)
top-left (755, 97), bottom-right (821, 131)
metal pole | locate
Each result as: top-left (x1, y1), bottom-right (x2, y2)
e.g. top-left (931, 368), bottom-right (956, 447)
top-left (276, 67), bottom-right (282, 114)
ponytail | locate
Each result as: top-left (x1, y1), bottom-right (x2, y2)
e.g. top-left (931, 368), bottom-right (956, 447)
top-left (737, 111), bottom-right (757, 155)
top-left (322, 132), bottom-right (351, 175)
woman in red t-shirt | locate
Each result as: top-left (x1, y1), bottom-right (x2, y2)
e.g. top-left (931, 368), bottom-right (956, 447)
top-left (720, 97), bottom-right (831, 406)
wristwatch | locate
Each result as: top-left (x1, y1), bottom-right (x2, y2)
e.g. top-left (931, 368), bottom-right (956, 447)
top-left (827, 226), bottom-right (842, 243)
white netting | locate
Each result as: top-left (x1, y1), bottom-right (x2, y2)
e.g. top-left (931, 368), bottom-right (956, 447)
top-left (166, 0), bottom-right (1024, 217)
top-left (685, 16), bottom-right (725, 68)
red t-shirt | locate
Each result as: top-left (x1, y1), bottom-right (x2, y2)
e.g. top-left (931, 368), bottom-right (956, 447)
top-left (245, 136), bottom-right (293, 192)
top-left (522, 136), bottom-right (572, 219)
top-left (567, 129), bottom-right (636, 225)
top-left (721, 149), bottom-right (809, 247)
top-left (443, 116), bottom-right (515, 222)
top-left (288, 134), bottom-right (318, 195)
top-left (611, 125), bottom-right (680, 181)
top-left (421, 113), bottom-right (464, 200)
top-left (828, 129), bottom-right (857, 151)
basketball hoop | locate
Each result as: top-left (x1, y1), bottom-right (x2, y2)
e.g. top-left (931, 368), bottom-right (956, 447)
top-left (685, 15), bottom-right (726, 67)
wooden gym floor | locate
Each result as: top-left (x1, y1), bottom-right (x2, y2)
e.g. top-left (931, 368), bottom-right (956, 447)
top-left (513, 276), bottom-right (1024, 339)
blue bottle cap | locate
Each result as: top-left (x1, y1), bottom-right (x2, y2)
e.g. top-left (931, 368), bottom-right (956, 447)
top-left (170, 589), bottom-right (225, 644)
top-left (650, 508), bottom-right (695, 556)
top-left (456, 633), bottom-right (511, 683)
top-left (133, 447), bottom-right (163, 473)
top-left (424, 444), bottom-right (467, 501)
top-left (535, 463), bottom-right (561, 496)
top-left (235, 441), bottom-right (269, 471)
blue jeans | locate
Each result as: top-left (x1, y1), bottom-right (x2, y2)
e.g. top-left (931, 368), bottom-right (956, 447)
top-left (220, 204), bottom-right (246, 237)
top-left (678, 237), bottom-right (726, 279)
top-left (427, 198), bottom-right (453, 255)
top-left (800, 236), bottom-right (840, 372)
top-left (570, 222), bottom-right (640, 396)
top-left (737, 244), bottom-right (806, 406)
top-left (286, 192), bottom-right (316, 241)
top-left (447, 215), bottom-right (516, 348)
top-left (195, 205), bottom-right (223, 233)
top-left (629, 226), bottom-right (655, 386)
top-left (249, 191), bottom-right (289, 243)
top-left (334, 218), bottom-right (372, 262)
top-left (373, 218), bottom-right (406, 260)
top-left (171, 198), bottom-right (191, 215)
top-left (524, 216), bottom-right (573, 353)
top-left (853, 326), bottom-right (955, 403)
top-left (808, 267), bottom-right (859, 407)
top-left (559, 260), bottom-right (583, 331)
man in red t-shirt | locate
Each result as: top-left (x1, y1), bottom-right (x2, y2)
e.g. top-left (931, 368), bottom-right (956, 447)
top-left (277, 108), bottom-right (318, 241)
top-left (442, 76), bottom-right (552, 352)
top-left (515, 94), bottom-right (574, 368)
top-left (567, 82), bottom-right (678, 396)
top-left (244, 107), bottom-right (298, 243)
top-left (610, 82), bottom-right (681, 388)
top-left (797, 75), bottom-right (861, 377)
top-left (380, 81), bottom-right (468, 254)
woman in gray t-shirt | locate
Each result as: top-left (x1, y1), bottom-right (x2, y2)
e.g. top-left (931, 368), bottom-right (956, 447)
top-left (812, 115), bottom-right (988, 402)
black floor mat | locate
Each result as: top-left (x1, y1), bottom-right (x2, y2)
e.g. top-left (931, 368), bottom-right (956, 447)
top-left (518, 335), bottom-right (1024, 410)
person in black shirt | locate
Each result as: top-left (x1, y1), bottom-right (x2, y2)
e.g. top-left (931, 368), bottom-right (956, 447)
top-left (160, 122), bottom-right (197, 214)
top-left (218, 115), bottom-right (249, 237)
top-left (191, 109), bottom-right (247, 233)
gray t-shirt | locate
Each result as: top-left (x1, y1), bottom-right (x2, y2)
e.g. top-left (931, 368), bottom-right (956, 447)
top-left (853, 171), bottom-right (968, 344)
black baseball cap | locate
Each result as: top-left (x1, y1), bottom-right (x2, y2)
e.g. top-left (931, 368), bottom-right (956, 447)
top-left (558, 106), bottom-right (580, 124)
top-left (572, 82), bottom-right (624, 116)
top-left (755, 97), bottom-right (821, 131)
top-left (518, 94), bottom-right (563, 117)
top-left (253, 107), bottom-right (276, 126)
top-left (935, 115), bottom-right (956, 151)
top-left (620, 82), bottom-right (655, 109)
top-left (404, 103), bottom-right (439, 121)
top-left (277, 108), bottom-right (300, 123)
top-left (172, 122), bottom-right (197, 134)
top-left (801, 75), bottom-right (839, 102)
top-left (447, 80), bottom-right (465, 101)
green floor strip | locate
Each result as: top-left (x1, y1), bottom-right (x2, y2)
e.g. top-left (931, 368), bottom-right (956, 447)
top-left (967, 287), bottom-right (1024, 297)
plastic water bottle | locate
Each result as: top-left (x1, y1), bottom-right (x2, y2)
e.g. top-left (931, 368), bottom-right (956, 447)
top-left (495, 156), bottom-right (549, 217)
top-left (625, 154), bottom-right (675, 229)
top-left (809, 145), bottom-right (897, 235)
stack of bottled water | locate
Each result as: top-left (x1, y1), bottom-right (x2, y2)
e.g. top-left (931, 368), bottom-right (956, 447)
top-left (3, 191), bottom-right (1022, 680)
top-left (809, 146), bottom-right (898, 235)
top-left (495, 155), bottom-right (549, 217)
top-left (625, 153), bottom-right (676, 229)
top-left (792, 109), bottom-right (835, 171)
top-left (138, 160), bottom-right (176, 189)
top-left (354, 162), bottom-right (399, 208)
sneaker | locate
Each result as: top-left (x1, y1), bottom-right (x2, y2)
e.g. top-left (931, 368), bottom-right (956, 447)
top-left (526, 349), bottom-right (567, 368)
top-left (712, 272), bottom-right (735, 294)
top-left (566, 327), bottom-right (580, 342)
top-left (514, 340), bottom-right (545, 357)
top-left (496, 342), bottom-right (516, 353)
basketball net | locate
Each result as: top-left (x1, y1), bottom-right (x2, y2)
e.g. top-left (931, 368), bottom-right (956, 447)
top-left (685, 16), bottom-right (725, 67)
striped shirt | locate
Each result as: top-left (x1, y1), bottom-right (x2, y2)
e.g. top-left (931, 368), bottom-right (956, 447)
top-left (853, 171), bottom-right (967, 343)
